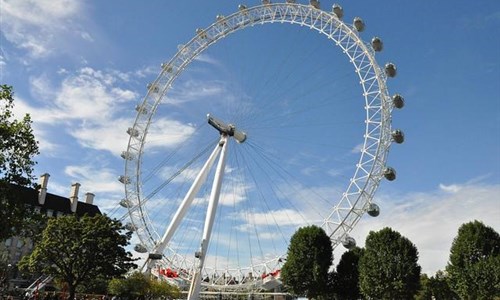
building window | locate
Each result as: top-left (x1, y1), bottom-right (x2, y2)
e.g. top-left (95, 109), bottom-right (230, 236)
top-left (47, 209), bottom-right (54, 217)
top-left (16, 239), bottom-right (24, 248)
top-left (5, 238), bottom-right (12, 247)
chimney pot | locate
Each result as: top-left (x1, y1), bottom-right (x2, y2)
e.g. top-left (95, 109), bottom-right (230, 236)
top-left (38, 173), bottom-right (50, 205)
top-left (69, 183), bottom-right (81, 213)
top-left (85, 192), bottom-right (95, 205)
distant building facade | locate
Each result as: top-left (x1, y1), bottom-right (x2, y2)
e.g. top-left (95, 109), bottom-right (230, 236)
top-left (1, 174), bottom-right (101, 288)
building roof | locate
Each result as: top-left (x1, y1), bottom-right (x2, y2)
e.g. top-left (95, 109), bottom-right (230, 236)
top-left (9, 184), bottom-right (101, 217)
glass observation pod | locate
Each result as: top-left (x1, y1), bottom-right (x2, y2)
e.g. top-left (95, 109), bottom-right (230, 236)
top-left (332, 4), bottom-right (343, 19)
top-left (367, 203), bottom-right (380, 217)
top-left (385, 62), bottom-right (397, 78)
top-left (371, 37), bottom-right (383, 52)
top-left (134, 244), bottom-right (148, 253)
top-left (384, 167), bottom-right (397, 181)
top-left (342, 236), bottom-right (357, 249)
top-left (353, 17), bottom-right (365, 32)
top-left (392, 129), bottom-right (405, 144)
top-left (124, 222), bottom-right (136, 232)
top-left (392, 94), bottom-right (405, 109)
top-left (119, 199), bottom-right (131, 208)
top-left (309, 0), bottom-right (320, 9)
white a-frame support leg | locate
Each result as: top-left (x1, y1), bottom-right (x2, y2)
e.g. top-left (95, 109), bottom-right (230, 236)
top-left (187, 135), bottom-right (229, 300)
top-left (143, 140), bottom-right (223, 274)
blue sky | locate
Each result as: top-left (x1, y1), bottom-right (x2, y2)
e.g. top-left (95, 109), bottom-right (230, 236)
top-left (1, 0), bottom-right (499, 276)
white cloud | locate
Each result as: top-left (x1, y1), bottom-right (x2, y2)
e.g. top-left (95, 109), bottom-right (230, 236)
top-left (146, 118), bottom-right (196, 149)
top-left (0, 54), bottom-right (6, 67)
top-left (71, 118), bottom-right (133, 155)
top-left (166, 79), bottom-right (227, 106)
top-left (16, 67), bottom-right (143, 154)
top-left (241, 209), bottom-right (305, 227)
top-left (219, 183), bottom-right (249, 206)
top-left (64, 164), bottom-right (123, 194)
top-left (0, 0), bottom-right (85, 58)
top-left (439, 183), bottom-right (462, 193)
top-left (336, 180), bottom-right (500, 276)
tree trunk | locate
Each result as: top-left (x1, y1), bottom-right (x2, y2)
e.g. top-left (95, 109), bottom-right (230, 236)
top-left (68, 284), bottom-right (76, 300)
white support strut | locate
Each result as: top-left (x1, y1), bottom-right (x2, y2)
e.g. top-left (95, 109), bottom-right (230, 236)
top-left (188, 135), bottom-right (229, 300)
top-left (143, 142), bottom-right (223, 273)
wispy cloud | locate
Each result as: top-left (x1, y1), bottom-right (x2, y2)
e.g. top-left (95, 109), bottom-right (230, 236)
top-left (14, 67), bottom-right (141, 154)
top-left (0, 0), bottom-right (88, 58)
top-left (65, 164), bottom-right (123, 194)
top-left (239, 208), bottom-right (305, 227)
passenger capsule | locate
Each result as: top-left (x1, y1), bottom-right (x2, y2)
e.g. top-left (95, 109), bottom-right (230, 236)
top-left (367, 203), bottom-right (380, 217)
top-left (310, 0), bottom-right (320, 9)
top-left (119, 199), bottom-right (131, 208)
top-left (120, 151), bottom-right (134, 160)
top-left (262, 0), bottom-right (271, 4)
top-left (216, 15), bottom-right (227, 26)
top-left (126, 127), bottom-right (139, 137)
top-left (353, 17), bottom-right (365, 32)
top-left (332, 4), bottom-right (343, 19)
top-left (392, 94), bottom-right (405, 109)
top-left (124, 222), bottom-right (135, 231)
top-left (147, 83), bottom-right (159, 93)
top-left (148, 253), bottom-right (163, 260)
top-left (371, 37), bottom-right (383, 52)
top-left (392, 129), bottom-right (405, 144)
top-left (286, 0), bottom-right (296, 3)
top-left (238, 4), bottom-right (247, 11)
top-left (118, 176), bottom-right (131, 184)
top-left (134, 244), bottom-right (148, 253)
top-left (385, 62), bottom-right (397, 78)
top-left (196, 28), bottom-right (207, 39)
top-left (342, 236), bottom-right (356, 249)
top-left (383, 167), bottom-right (396, 181)
top-left (160, 62), bottom-right (173, 73)
top-left (135, 104), bottom-right (147, 114)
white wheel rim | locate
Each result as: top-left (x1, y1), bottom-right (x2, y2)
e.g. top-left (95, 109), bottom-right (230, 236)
top-left (123, 3), bottom-right (394, 290)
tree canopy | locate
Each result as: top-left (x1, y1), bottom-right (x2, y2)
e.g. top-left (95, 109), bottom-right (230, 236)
top-left (416, 271), bottom-right (458, 300)
top-left (446, 220), bottom-right (500, 299)
top-left (108, 272), bottom-right (180, 300)
top-left (359, 227), bottom-right (421, 299)
top-left (281, 225), bottom-right (333, 299)
top-left (0, 84), bottom-right (40, 240)
top-left (19, 214), bottom-right (137, 299)
top-left (334, 246), bottom-right (364, 300)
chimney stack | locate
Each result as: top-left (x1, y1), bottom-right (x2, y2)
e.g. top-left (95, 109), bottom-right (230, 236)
top-left (85, 192), bottom-right (95, 205)
top-left (38, 173), bottom-right (50, 205)
top-left (69, 183), bottom-right (80, 213)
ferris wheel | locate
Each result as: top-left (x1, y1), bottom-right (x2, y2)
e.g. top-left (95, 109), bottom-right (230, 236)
top-left (120, 0), bottom-right (404, 297)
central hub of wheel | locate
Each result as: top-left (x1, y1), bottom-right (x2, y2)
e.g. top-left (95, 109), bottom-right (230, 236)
top-left (207, 114), bottom-right (247, 143)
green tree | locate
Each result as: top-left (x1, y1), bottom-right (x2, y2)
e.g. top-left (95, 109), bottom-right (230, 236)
top-left (0, 84), bottom-right (40, 241)
top-left (416, 274), bottom-right (432, 300)
top-left (334, 246), bottom-right (364, 300)
top-left (281, 225), bottom-right (333, 299)
top-left (359, 227), bottom-right (421, 299)
top-left (19, 214), bottom-right (137, 300)
top-left (446, 220), bottom-right (500, 299)
top-left (417, 271), bottom-right (458, 300)
top-left (108, 272), bottom-right (180, 300)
